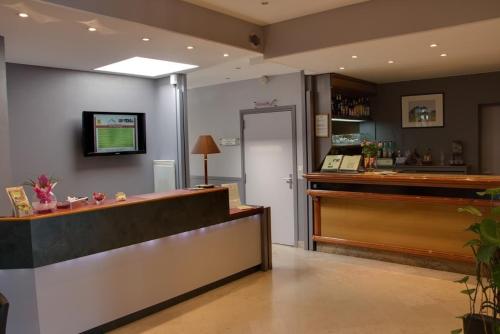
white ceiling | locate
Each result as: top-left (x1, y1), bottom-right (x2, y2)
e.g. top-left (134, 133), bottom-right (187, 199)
top-left (187, 56), bottom-right (298, 88)
top-left (269, 18), bottom-right (500, 83)
top-left (0, 0), bottom-right (282, 85)
top-left (182, 0), bottom-right (369, 25)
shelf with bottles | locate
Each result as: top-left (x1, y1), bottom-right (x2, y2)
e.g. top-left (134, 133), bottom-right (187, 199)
top-left (331, 93), bottom-right (371, 120)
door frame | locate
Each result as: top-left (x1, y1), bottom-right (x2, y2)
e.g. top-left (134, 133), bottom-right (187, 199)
top-left (240, 106), bottom-right (299, 247)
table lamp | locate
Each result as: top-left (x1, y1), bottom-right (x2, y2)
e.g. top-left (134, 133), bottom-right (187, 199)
top-left (191, 135), bottom-right (221, 188)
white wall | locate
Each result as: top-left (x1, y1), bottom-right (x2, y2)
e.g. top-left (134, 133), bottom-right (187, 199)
top-left (0, 36), bottom-right (12, 215)
top-left (187, 72), bottom-right (308, 242)
top-left (6, 64), bottom-right (178, 201)
top-left (187, 72), bottom-right (305, 178)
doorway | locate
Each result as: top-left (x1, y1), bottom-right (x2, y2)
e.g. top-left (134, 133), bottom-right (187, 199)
top-left (240, 106), bottom-right (298, 246)
top-left (479, 104), bottom-right (500, 175)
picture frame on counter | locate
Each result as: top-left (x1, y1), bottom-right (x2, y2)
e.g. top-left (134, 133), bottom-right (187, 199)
top-left (315, 113), bottom-right (330, 138)
top-left (401, 93), bottom-right (444, 128)
top-left (321, 155), bottom-right (344, 172)
top-left (339, 155), bottom-right (362, 172)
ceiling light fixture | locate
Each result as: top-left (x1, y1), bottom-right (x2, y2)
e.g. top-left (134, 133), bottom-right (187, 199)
top-left (440, 53), bottom-right (448, 57)
top-left (351, 55), bottom-right (358, 59)
top-left (18, 12), bottom-right (29, 18)
top-left (223, 53), bottom-right (229, 57)
top-left (430, 43), bottom-right (438, 48)
top-left (95, 57), bottom-right (198, 77)
top-left (88, 27), bottom-right (97, 32)
top-left (142, 37), bottom-right (150, 42)
top-left (339, 67), bottom-right (345, 70)
top-left (226, 77), bottom-right (231, 80)
top-left (388, 60), bottom-right (395, 64)
top-left (187, 46), bottom-right (195, 50)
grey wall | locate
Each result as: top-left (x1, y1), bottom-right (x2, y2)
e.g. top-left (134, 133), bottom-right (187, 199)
top-left (0, 36), bottom-right (12, 216)
top-left (187, 72), bottom-right (309, 243)
top-left (6, 63), bottom-right (177, 201)
top-left (373, 71), bottom-right (500, 172)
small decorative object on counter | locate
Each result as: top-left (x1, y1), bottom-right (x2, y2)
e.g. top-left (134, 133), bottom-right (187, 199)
top-left (115, 192), bottom-right (127, 202)
top-left (5, 186), bottom-right (33, 217)
top-left (93, 192), bottom-right (106, 205)
top-left (67, 196), bottom-right (88, 209)
top-left (422, 148), bottom-right (432, 165)
top-left (24, 174), bottom-right (58, 213)
top-left (450, 140), bottom-right (465, 165)
top-left (361, 140), bottom-right (380, 171)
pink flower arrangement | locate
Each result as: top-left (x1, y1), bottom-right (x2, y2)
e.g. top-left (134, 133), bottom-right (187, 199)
top-left (24, 174), bottom-right (58, 204)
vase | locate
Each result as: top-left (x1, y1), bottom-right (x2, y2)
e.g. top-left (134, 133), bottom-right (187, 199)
top-left (463, 314), bottom-right (495, 334)
top-left (31, 192), bottom-right (57, 214)
top-left (364, 156), bottom-right (376, 171)
top-left (369, 157), bottom-right (376, 170)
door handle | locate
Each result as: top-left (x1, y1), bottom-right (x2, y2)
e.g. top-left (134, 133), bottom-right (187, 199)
top-left (281, 174), bottom-right (293, 189)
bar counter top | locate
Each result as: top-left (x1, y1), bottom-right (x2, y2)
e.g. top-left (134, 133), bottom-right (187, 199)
top-left (304, 172), bottom-right (500, 189)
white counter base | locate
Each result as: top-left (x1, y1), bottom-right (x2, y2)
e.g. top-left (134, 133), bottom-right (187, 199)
top-left (0, 215), bottom-right (262, 334)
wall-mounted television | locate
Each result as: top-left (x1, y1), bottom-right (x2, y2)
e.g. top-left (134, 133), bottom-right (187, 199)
top-left (82, 111), bottom-right (147, 156)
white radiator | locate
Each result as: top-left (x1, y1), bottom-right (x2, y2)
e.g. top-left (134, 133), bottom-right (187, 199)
top-left (153, 160), bottom-right (176, 192)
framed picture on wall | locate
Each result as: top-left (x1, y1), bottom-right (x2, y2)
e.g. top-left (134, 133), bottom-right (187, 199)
top-left (401, 93), bottom-right (444, 128)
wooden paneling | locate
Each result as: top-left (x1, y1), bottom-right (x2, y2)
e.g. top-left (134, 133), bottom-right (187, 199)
top-left (304, 172), bottom-right (500, 189)
top-left (313, 193), bottom-right (480, 260)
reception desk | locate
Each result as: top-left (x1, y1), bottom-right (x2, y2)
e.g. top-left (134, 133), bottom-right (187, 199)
top-left (305, 172), bottom-right (500, 271)
top-left (0, 188), bottom-right (271, 334)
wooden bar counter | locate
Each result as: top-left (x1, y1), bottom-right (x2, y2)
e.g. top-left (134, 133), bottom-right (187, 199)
top-left (0, 188), bottom-right (271, 334)
top-left (305, 172), bottom-right (500, 270)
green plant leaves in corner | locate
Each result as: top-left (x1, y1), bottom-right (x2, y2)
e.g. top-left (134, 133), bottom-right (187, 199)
top-left (480, 218), bottom-right (500, 246)
top-left (460, 288), bottom-right (476, 296)
top-left (458, 206), bottom-right (483, 217)
top-left (466, 223), bottom-right (481, 234)
top-left (454, 276), bottom-right (470, 284)
top-left (492, 265), bottom-right (500, 288)
top-left (451, 328), bottom-right (463, 334)
top-left (492, 206), bottom-right (500, 216)
top-left (477, 245), bottom-right (496, 263)
top-left (477, 188), bottom-right (500, 197)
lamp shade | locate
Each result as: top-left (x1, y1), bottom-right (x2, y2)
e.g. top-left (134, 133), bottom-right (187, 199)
top-left (191, 135), bottom-right (220, 155)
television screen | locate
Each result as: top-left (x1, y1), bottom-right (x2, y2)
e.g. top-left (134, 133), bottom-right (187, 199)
top-left (82, 111), bottom-right (146, 156)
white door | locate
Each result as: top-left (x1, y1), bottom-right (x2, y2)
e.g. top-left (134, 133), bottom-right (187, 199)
top-left (243, 110), bottom-right (296, 246)
top-left (480, 105), bottom-right (500, 174)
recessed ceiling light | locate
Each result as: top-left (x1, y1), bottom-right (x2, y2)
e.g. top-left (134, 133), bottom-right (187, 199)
top-left (142, 37), bottom-right (150, 42)
top-left (339, 67), bottom-right (345, 70)
top-left (187, 46), bottom-right (194, 50)
top-left (351, 55), bottom-right (358, 59)
top-left (430, 43), bottom-right (438, 48)
top-left (440, 53), bottom-right (448, 57)
top-left (95, 57), bottom-right (198, 77)
top-left (88, 27), bottom-right (97, 32)
top-left (223, 53), bottom-right (229, 57)
top-left (388, 60), bottom-right (395, 64)
top-left (18, 12), bottom-right (29, 18)
top-left (235, 67), bottom-right (241, 70)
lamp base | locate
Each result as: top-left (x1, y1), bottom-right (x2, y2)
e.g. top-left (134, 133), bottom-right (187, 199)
top-left (195, 184), bottom-right (215, 189)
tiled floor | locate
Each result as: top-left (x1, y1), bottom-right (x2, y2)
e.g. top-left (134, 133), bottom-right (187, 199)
top-left (110, 245), bottom-right (468, 334)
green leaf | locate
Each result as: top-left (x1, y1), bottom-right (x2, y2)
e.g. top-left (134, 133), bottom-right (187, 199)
top-left (465, 223), bottom-right (481, 234)
top-left (477, 244), bottom-right (496, 263)
top-left (454, 276), bottom-right (470, 284)
top-left (493, 265), bottom-right (500, 288)
top-left (479, 218), bottom-right (500, 246)
top-left (458, 206), bottom-right (483, 217)
top-left (451, 329), bottom-right (463, 334)
top-left (460, 288), bottom-right (476, 295)
top-left (477, 188), bottom-right (500, 197)
top-left (492, 206), bottom-right (500, 216)
top-left (464, 239), bottom-right (480, 247)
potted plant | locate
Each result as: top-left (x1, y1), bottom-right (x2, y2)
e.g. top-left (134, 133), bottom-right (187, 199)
top-left (453, 188), bottom-right (500, 334)
top-left (23, 174), bottom-right (58, 213)
top-left (360, 140), bottom-right (381, 170)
